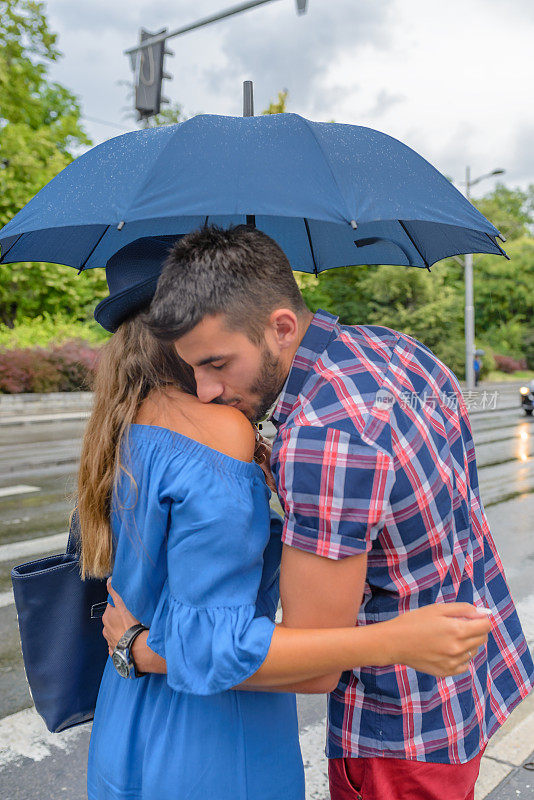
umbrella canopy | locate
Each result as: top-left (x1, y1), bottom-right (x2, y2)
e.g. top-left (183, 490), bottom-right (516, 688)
top-left (0, 113), bottom-right (506, 274)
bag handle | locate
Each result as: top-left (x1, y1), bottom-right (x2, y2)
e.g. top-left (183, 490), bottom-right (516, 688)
top-left (66, 508), bottom-right (80, 555)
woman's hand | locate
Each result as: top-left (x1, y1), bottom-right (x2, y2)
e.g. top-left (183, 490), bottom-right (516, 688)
top-left (385, 603), bottom-right (492, 677)
top-left (254, 430), bottom-right (277, 492)
top-left (102, 579), bottom-right (140, 656)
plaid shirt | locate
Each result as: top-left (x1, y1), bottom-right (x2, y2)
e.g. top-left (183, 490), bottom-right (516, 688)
top-left (271, 309), bottom-right (534, 764)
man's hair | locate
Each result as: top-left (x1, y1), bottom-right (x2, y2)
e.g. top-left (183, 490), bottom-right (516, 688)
top-left (145, 225), bottom-right (309, 344)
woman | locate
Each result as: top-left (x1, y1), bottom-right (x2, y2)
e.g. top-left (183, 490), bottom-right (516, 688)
top-left (81, 247), bottom-right (490, 800)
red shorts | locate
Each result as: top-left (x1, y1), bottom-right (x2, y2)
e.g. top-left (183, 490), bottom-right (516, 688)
top-left (328, 750), bottom-right (484, 800)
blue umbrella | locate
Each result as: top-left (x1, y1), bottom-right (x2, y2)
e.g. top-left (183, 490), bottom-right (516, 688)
top-left (0, 113), bottom-right (507, 274)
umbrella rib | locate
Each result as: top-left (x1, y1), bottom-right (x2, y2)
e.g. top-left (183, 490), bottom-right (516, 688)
top-left (77, 225), bottom-right (111, 274)
top-left (485, 232), bottom-right (510, 261)
top-left (398, 221), bottom-right (431, 272)
top-left (0, 233), bottom-right (23, 263)
top-left (301, 118), bottom-right (353, 221)
top-left (304, 218), bottom-right (318, 277)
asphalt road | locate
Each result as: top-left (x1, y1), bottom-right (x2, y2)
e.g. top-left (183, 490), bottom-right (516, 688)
top-left (0, 388), bottom-right (533, 799)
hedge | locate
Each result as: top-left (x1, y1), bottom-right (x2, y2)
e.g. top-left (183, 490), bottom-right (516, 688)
top-left (0, 341), bottom-right (99, 393)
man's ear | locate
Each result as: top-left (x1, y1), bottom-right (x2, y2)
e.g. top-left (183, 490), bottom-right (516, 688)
top-left (266, 308), bottom-right (299, 352)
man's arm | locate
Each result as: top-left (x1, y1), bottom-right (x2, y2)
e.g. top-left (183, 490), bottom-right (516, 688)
top-left (236, 545), bottom-right (367, 693)
top-left (259, 422), bottom-right (391, 691)
top-left (272, 545), bottom-right (366, 692)
top-left (104, 582), bottom-right (492, 686)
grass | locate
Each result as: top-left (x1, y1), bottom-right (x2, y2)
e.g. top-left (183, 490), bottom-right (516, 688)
top-left (485, 370), bottom-right (534, 383)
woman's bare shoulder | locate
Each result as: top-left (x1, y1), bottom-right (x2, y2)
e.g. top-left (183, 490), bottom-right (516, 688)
top-left (137, 390), bottom-right (255, 463)
top-left (196, 403), bottom-right (256, 463)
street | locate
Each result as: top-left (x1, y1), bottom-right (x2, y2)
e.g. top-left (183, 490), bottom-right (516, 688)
top-left (0, 387), bottom-right (533, 799)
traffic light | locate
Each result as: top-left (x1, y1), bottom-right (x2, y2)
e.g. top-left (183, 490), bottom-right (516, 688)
top-left (295, 0), bottom-right (308, 13)
top-left (133, 28), bottom-right (173, 121)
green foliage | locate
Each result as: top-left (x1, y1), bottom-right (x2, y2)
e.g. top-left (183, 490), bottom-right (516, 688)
top-left (0, 0), bottom-right (90, 221)
top-left (0, 0), bottom-right (92, 328)
top-left (295, 188), bottom-right (534, 376)
top-left (0, 313), bottom-right (110, 348)
top-left (298, 263), bottom-right (467, 374)
top-left (473, 237), bottom-right (534, 351)
top-left (262, 91), bottom-right (288, 115)
top-left (522, 330), bottom-right (534, 370)
top-left (142, 102), bottom-right (188, 128)
top-left (0, 261), bottom-right (109, 326)
top-left (0, 0), bottom-right (61, 128)
top-left (473, 183), bottom-right (534, 241)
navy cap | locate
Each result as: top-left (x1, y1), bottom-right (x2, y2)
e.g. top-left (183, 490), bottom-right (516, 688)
top-left (94, 235), bottom-right (182, 333)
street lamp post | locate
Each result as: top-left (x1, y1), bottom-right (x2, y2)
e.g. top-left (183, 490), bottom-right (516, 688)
top-left (463, 166), bottom-right (505, 391)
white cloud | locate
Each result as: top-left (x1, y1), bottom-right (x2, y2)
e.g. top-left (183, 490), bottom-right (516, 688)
top-left (43, 0), bottom-right (534, 191)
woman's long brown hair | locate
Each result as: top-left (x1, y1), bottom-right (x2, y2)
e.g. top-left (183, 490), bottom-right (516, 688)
top-left (76, 313), bottom-right (196, 579)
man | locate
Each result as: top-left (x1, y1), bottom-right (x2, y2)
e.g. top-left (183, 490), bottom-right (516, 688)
top-left (107, 226), bottom-right (533, 800)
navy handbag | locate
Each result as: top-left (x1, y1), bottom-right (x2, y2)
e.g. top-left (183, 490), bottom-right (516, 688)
top-left (11, 509), bottom-right (109, 733)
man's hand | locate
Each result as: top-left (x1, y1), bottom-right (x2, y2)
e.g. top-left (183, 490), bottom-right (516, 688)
top-left (102, 579), bottom-right (167, 674)
top-left (385, 603), bottom-right (492, 677)
top-left (102, 579), bottom-right (140, 656)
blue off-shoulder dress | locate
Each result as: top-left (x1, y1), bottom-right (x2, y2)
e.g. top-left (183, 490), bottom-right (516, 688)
top-left (87, 424), bottom-right (304, 800)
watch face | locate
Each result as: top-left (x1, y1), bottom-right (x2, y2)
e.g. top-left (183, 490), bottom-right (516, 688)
top-left (112, 650), bottom-right (131, 679)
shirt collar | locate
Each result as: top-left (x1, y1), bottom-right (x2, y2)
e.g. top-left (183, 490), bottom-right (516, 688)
top-left (256, 391), bottom-right (284, 424)
top-left (272, 309), bottom-right (339, 428)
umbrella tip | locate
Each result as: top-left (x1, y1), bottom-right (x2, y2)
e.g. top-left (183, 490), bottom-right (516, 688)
top-left (350, 219), bottom-right (358, 230)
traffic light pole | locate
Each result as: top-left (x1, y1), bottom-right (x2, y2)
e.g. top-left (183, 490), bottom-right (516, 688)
top-left (125, 0), bottom-right (307, 58)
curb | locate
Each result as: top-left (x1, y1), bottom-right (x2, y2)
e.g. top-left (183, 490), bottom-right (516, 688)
top-left (1, 406), bottom-right (522, 428)
top-left (0, 388), bottom-right (525, 426)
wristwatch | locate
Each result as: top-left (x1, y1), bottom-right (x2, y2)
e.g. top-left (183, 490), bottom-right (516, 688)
top-left (112, 623), bottom-right (148, 679)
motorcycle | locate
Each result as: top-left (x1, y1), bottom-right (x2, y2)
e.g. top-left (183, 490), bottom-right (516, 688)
top-left (519, 380), bottom-right (534, 416)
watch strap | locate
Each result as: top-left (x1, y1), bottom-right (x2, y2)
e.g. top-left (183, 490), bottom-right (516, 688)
top-left (116, 623), bottom-right (148, 677)
top-left (116, 623), bottom-right (147, 651)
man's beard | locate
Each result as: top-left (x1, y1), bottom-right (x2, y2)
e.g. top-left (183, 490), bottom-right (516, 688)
top-left (247, 345), bottom-right (287, 422)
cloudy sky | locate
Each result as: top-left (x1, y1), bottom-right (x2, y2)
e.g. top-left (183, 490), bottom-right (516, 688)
top-left (45, 0), bottom-right (534, 196)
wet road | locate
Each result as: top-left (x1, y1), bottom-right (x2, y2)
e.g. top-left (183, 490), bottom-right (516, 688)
top-left (0, 392), bottom-right (533, 798)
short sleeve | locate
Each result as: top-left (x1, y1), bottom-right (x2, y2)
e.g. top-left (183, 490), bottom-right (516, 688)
top-left (274, 424), bottom-right (395, 559)
top-left (145, 457), bottom-right (276, 696)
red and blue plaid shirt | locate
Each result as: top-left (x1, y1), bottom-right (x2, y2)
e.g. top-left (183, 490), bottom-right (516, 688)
top-left (271, 309), bottom-right (534, 763)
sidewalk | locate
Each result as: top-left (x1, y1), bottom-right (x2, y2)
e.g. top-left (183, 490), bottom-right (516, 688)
top-left (486, 753), bottom-right (534, 799)
top-left (476, 689), bottom-right (534, 799)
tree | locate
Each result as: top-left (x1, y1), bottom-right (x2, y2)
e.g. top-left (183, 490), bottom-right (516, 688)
top-left (473, 183), bottom-right (533, 242)
top-left (298, 262), bottom-right (467, 374)
top-left (298, 180), bottom-right (534, 372)
top-left (0, 0), bottom-right (107, 327)
top-left (473, 237), bottom-right (534, 356)
top-left (141, 102), bottom-right (187, 128)
top-left (262, 90), bottom-right (288, 115)
top-left (0, 0), bottom-right (90, 224)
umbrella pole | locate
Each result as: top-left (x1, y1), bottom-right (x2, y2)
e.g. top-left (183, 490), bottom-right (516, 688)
top-left (243, 81), bottom-right (256, 228)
